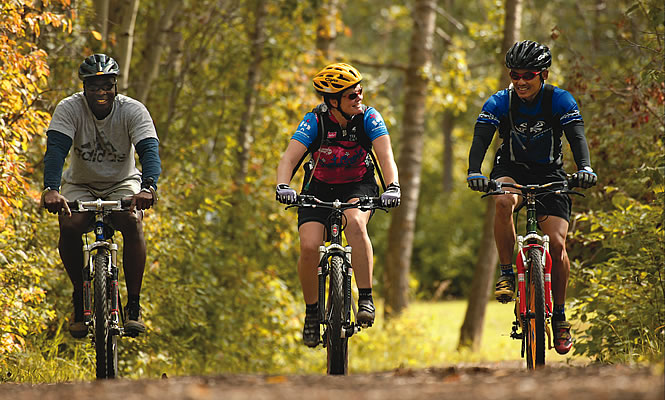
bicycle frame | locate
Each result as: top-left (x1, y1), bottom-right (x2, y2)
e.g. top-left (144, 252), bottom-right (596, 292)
top-left (82, 205), bottom-right (121, 335)
top-left (484, 178), bottom-right (583, 368)
top-left (514, 190), bottom-right (553, 320)
top-left (316, 200), bottom-right (356, 339)
top-left (288, 195), bottom-right (385, 375)
top-left (70, 198), bottom-right (132, 379)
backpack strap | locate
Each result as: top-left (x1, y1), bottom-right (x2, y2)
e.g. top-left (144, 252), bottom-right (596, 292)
top-left (290, 108), bottom-right (325, 181)
top-left (541, 84), bottom-right (556, 128)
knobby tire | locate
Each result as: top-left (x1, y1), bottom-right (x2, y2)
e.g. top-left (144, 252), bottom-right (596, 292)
top-left (326, 255), bottom-right (348, 375)
top-left (525, 247), bottom-right (546, 369)
top-left (94, 249), bottom-right (115, 379)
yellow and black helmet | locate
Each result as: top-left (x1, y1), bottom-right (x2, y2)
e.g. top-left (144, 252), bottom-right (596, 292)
top-left (312, 63), bottom-right (362, 95)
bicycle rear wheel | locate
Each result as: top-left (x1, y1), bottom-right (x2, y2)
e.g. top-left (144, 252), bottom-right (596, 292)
top-left (326, 254), bottom-right (348, 375)
top-left (94, 249), bottom-right (112, 379)
top-left (525, 247), bottom-right (546, 369)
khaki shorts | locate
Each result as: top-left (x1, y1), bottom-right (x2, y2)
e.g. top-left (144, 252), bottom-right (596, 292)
top-left (61, 179), bottom-right (141, 202)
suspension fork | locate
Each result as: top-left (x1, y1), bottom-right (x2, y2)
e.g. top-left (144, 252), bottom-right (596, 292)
top-left (110, 242), bottom-right (120, 328)
top-left (83, 244), bottom-right (92, 323)
top-left (318, 245), bottom-right (328, 323)
top-left (344, 245), bottom-right (353, 323)
top-left (515, 239), bottom-right (553, 317)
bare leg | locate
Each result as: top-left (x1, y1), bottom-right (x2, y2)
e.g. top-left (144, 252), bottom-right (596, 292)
top-left (539, 215), bottom-right (570, 306)
top-left (493, 177), bottom-right (520, 264)
top-left (58, 212), bottom-right (93, 289)
top-left (110, 211), bottom-right (145, 296)
top-left (298, 222), bottom-right (326, 304)
top-left (343, 207), bottom-right (373, 289)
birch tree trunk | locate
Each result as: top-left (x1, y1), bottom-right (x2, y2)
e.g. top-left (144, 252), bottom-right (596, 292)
top-left (114, 0), bottom-right (140, 91)
top-left (134, 0), bottom-right (181, 104)
top-left (383, 0), bottom-right (437, 318)
top-left (458, 0), bottom-right (522, 350)
top-left (234, 0), bottom-right (267, 185)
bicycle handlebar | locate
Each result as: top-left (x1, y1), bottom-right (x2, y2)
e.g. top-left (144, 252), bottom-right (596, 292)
top-left (67, 198), bottom-right (134, 212)
top-left (482, 174), bottom-right (585, 199)
top-left (287, 195), bottom-right (387, 212)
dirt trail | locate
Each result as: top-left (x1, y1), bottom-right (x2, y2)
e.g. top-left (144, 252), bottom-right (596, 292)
top-left (0, 363), bottom-right (662, 400)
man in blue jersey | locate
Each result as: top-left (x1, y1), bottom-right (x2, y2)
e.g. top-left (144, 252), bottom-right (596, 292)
top-left (275, 63), bottom-right (400, 347)
top-left (42, 54), bottom-right (161, 338)
top-left (466, 41), bottom-right (597, 354)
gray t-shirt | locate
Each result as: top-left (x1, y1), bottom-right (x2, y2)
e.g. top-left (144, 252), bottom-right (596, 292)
top-left (48, 92), bottom-right (158, 189)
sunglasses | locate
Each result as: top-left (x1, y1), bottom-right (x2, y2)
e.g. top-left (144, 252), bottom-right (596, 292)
top-left (86, 82), bottom-right (116, 92)
top-left (344, 86), bottom-right (363, 100)
top-left (509, 70), bottom-right (542, 81)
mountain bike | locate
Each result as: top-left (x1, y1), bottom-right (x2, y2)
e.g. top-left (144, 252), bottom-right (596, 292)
top-left (482, 175), bottom-right (584, 369)
top-left (287, 195), bottom-right (387, 375)
top-left (66, 198), bottom-right (138, 379)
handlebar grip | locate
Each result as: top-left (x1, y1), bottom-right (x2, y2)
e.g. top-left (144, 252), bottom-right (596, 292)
top-left (487, 180), bottom-right (498, 192)
top-left (567, 173), bottom-right (580, 189)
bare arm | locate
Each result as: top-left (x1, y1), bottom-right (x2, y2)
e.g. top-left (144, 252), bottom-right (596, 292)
top-left (372, 135), bottom-right (399, 186)
top-left (276, 139), bottom-right (308, 185)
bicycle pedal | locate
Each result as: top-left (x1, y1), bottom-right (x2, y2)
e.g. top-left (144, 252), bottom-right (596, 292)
top-left (123, 330), bottom-right (140, 338)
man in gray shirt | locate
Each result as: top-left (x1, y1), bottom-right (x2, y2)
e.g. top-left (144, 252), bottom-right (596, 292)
top-left (42, 54), bottom-right (161, 338)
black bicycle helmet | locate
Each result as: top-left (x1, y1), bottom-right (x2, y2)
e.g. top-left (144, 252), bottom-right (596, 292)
top-left (505, 40), bottom-right (552, 71)
top-left (78, 54), bottom-right (119, 81)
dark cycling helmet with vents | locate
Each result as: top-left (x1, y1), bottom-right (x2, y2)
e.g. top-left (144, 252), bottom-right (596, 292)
top-left (78, 54), bottom-right (120, 81)
top-left (312, 63), bottom-right (362, 96)
top-left (505, 40), bottom-right (552, 71)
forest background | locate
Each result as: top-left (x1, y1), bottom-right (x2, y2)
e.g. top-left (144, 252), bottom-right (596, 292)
top-left (0, 0), bottom-right (663, 381)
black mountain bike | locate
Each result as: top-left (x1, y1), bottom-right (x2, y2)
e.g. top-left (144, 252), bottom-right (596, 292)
top-left (67, 198), bottom-right (138, 379)
top-left (288, 195), bottom-right (386, 375)
top-left (482, 175), bottom-right (583, 368)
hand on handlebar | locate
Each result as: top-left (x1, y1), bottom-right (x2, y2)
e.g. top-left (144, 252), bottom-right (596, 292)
top-left (380, 182), bottom-right (401, 208)
top-left (276, 183), bottom-right (297, 205)
top-left (131, 190), bottom-right (154, 212)
top-left (467, 173), bottom-right (489, 192)
top-left (575, 168), bottom-right (597, 189)
top-left (42, 190), bottom-right (71, 216)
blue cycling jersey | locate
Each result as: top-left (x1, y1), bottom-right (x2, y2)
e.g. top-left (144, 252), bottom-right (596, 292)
top-left (477, 83), bottom-right (583, 166)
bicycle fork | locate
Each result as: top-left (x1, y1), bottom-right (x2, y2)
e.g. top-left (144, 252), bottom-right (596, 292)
top-left (317, 244), bottom-right (360, 341)
top-left (513, 235), bottom-right (554, 349)
top-left (82, 241), bottom-right (121, 334)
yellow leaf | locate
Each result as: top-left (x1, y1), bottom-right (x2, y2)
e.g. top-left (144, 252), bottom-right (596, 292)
top-left (91, 30), bottom-right (102, 41)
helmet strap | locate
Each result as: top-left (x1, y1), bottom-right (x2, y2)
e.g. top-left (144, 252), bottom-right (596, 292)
top-left (325, 94), bottom-right (353, 121)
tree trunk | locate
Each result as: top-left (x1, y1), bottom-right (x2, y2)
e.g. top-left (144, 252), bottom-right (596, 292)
top-left (316, 0), bottom-right (339, 60)
top-left (93, 0), bottom-right (110, 49)
top-left (383, 0), bottom-right (437, 319)
top-left (234, 0), bottom-right (267, 186)
top-left (442, 109), bottom-right (455, 192)
top-left (458, 0), bottom-right (522, 351)
top-left (134, 0), bottom-right (181, 104)
top-left (114, 0), bottom-right (140, 91)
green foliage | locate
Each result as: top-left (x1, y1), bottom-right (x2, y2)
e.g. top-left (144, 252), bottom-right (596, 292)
top-left (553, 0), bottom-right (665, 364)
top-left (570, 185), bottom-right (664, 363)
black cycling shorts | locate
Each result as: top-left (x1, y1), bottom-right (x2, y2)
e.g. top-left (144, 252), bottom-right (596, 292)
top-left (297, 177), bottom-right (379, 230)
top-left (490, 159), bottom-right (572, 222)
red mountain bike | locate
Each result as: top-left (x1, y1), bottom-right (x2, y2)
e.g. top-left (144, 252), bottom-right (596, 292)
top-left (482, 175), bottom-right (584, 369)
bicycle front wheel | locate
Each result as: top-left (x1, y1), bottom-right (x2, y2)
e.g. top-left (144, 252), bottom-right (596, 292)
top-left (94, 249), bottom-right (112, 379)
top-left (326, 254), bottom-right (349, 375)
top-left (525, 247), bottom-right (546, 369)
